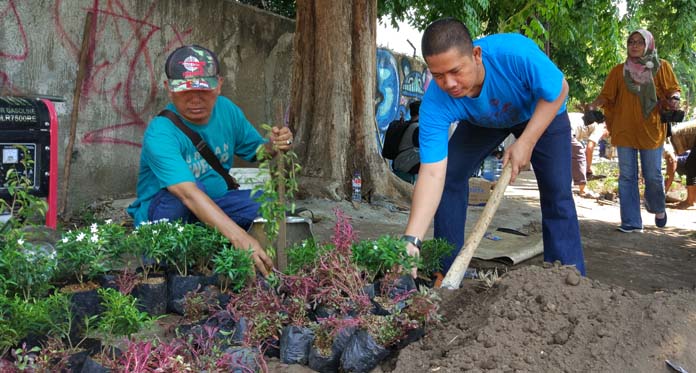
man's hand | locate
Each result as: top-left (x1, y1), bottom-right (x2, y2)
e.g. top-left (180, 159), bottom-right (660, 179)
top-left (664, 150), bottom-right (677, 166)
top-left (269, 126), bottom-right (294, 152)
top-left (502, 139), bottom-right (534, 183)
top-left (234, 232), bottom-right (274, 277)
top-left (405, 242), bottom-right (419, 278)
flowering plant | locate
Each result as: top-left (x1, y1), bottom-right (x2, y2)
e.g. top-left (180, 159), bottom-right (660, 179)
top-left (126, 219), bottom-right (221, 278)
top-left (0, 229), bottom-right (57, 300)
top-left (56, 220), bottom-right (125, 284)
top-left (351, 235), bottom-right (420, 282)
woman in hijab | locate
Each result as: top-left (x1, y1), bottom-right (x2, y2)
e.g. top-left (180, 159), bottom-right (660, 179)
top-left (590, 29), bottom-right (681, 232)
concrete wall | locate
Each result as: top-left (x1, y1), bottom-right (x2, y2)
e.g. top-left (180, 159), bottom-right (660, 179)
top-left (0, 0), bottom-right (294, 213)
top-left (0, 0), bottom-right (426, 214)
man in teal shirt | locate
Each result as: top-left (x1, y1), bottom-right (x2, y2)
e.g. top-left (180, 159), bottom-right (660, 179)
top-left (128, 45), bottom-right (294, 276)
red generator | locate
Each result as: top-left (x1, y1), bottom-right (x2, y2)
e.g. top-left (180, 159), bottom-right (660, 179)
top-left (0, 96), bottom-right (59, 229)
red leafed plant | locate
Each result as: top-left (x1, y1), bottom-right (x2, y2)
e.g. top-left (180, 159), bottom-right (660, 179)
top-left (119, 339), bottom-right (155, 372)
top-left (276, 272), bottom-right (318, 326)
top-left (310, 316), bottom-right (362, 357)
top-left (115, 268), bottom-right (139, 295)
top-left (310, 249), bottom-right (371, 315)
top-left (404, 289), bottom-right (442, 327)
top-left (331, 207), bottom-right (357, 253)
top-left (117, 338), bottom-right (191, 372)
top-left (226, 278), bottom-right (287, 350)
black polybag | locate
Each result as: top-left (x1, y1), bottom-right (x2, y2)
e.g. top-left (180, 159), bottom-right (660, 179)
top-left (280, 325), bottom-right (315, 365)
top-left (308, 326), bottom-right (356, 373)
top-left (340, 329), bottom-right (389, 373)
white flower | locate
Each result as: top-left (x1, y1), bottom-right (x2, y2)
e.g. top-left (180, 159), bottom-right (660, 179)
top-left (105, 219), bottom-right (113, 224)
top-left (177, 226), bottom-right (184, 233)
top-left (645, 61), bottom-right (654, 69)
top-left (17, 239), bottom-right (25, 246)
top-left (90, 223), bottom-right (98, 233)
top-left (373, 244), bottom-right (379, 250)
top-left (90, 234), bottom-right (99, 243)
top-left (62, 237), bottom-right (69, 243)
top-left (76, 233), bottom-right (86, 242)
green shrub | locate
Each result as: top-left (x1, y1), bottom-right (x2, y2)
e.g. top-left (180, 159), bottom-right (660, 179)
top-left (0, 294), bottom-right (54, 356)
top-left (351, 235), bottom-right (420, 281)
top-left (56, 221), bottom-right (126, 284)
top-left (212, 246), bottom-right (255, 293)
top-left (0, 230), bottom-right (57, 300)
top-left (97, 288), bottom-right (156, 338)
top-left (126, 221), bottom-right (223, 278)
top-left (286, 238), bottom-right (331, 275)
top-left (419, 238), bottom-right (455, 276)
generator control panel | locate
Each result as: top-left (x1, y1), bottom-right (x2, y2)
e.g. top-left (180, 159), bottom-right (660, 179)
top-left (0, 143), bottom-right (44, 194)
top-left (0, 96), bottom-right (56, 229)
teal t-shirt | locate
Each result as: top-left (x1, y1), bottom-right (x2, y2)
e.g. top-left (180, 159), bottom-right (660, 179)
top-left (127, 96), bottom-right (265, 225)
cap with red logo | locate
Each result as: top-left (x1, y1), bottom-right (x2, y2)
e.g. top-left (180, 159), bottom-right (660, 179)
top-left (165, 45), bottom-right (220, 92)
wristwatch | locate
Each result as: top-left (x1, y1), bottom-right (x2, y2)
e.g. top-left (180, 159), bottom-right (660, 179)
top-left (401, 235), bottom-right (422, 249)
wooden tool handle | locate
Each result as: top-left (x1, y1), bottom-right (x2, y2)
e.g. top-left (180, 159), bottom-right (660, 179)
top-left (441, 162), bottom-right (513, 289)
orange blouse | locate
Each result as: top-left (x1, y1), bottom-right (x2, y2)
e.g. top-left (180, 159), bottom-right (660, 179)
top-left (598, 59), bottom-right (680, 149)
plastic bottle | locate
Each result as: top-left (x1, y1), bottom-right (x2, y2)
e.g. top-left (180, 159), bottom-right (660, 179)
top-left (482, 156), bottom-right (499, 182)
top-left (351, 170), bottom-right (362, 202)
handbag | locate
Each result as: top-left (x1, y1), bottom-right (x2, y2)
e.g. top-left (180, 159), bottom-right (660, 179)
top-left (158, 109), bottom-right (240, 190)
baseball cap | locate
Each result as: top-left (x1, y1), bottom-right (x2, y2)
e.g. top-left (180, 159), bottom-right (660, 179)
top-left (165, 45), bottom-right (220, 92)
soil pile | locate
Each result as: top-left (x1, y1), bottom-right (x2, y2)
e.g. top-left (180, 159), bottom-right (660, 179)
top-left (392, 264), bottom-right (696, 373)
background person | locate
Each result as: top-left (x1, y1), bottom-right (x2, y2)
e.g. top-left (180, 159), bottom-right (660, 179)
top-left (401, 18), bottom-right (585, 282)
top-left (569, 112), bottom-right (608, 198)
top-left (664, 120), bottom-right (696, 209)
top-left (392, 100), bottom-right (421, 179)
top-left (127, 45), bottom-right (294, 276)
top-left (589, 29), bottom-right (680, 232)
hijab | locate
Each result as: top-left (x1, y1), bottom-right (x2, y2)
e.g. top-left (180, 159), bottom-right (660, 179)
top-left (623, 29), bottom-right (661, 118)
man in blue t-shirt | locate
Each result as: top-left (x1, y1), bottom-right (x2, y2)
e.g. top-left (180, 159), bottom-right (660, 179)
top-left (127, 45), bottom-right (294, 276)
top-left (400, 18), bottom-right (585, 281)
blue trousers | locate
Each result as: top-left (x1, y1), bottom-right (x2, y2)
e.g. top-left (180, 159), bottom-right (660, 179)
top-left (616, 145), bottom-right (665, 229)
top-left (435, 112), bottom-right (586, 275)
top-left (148, 182), bottom-right (261, 230)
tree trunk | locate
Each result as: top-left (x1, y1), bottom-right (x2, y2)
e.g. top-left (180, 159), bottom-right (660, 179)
top-left (289, 0), bottom-right (412, 204)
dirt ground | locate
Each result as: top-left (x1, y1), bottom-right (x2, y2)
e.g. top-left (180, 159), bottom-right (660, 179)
top-left (100, 168), bottom-right (695, 372)
top-left (274, 170), bottom-right (696, 373)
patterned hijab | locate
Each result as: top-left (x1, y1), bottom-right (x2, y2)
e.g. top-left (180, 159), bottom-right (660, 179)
top-left (623, 29), bottom-right (661, 118)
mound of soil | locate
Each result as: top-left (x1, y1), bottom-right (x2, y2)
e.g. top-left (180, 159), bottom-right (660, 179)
top-left (392, 264), bottom-right (696, 373)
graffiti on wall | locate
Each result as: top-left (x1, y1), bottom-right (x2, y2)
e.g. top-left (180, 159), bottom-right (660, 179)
top-left (0, 0), bottom-right (29, 94)
top-left (0, 0), bottom-right (192, 147)
top-left (55, 0), bottom-right (192, 146)
top-left (2, 4), bottom-right (426, 152)
top-left (375, 48), bottom-right (430, 151)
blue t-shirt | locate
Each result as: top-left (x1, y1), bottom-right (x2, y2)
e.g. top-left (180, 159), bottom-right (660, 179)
top-left (419, 33), bottom-right (567, 163)
top-left (127, 96), bottom-right (265, 224)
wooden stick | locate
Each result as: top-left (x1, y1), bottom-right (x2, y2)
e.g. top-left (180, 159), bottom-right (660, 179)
top-left (59, 11), bottom-right (94, 218)
top-left (274, 104), bottom-right (287, 271)
top-left (441, 162), bottom-right (512, 290)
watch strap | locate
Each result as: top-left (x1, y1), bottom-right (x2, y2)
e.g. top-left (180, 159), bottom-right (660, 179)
top-left (401, 235), bottom-right (422, 249)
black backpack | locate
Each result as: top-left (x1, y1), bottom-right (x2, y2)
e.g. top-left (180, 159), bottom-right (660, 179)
top-left (381, 119), bottom-right (410, 160)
